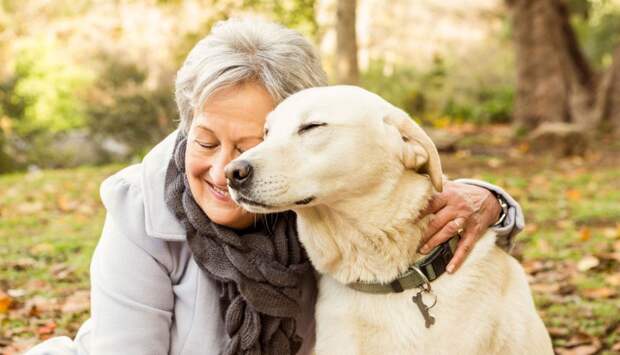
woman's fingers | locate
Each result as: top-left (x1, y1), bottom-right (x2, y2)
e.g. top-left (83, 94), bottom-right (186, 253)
top-left (418, 207), bottom-right (453, 248)
top-left (418, 193), bottom-right (448, 218)
top-left (446, 221), bottom-right (480, 273)
top-left (419, 215), bottom-right (465, 254)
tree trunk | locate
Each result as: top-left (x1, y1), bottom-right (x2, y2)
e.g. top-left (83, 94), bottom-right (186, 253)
top-left (510, 0), bottom-right (596, 131)
top-left (597, 46), bottom-right (620, 129)
top-left (335, 0), bottom-right (359, 84)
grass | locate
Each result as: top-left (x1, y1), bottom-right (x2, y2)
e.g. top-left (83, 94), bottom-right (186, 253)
top-left (0, 126), bottom-right (619, 353)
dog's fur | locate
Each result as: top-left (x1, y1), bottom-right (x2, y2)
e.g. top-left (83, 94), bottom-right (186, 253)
top-left (228, 86), bottom-right (553, 354)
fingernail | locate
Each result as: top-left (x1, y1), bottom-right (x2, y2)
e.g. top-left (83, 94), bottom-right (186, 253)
top-left (447, 264), bottom-right (454, 273)
top-left (419, 245), bottom-right (430, 254)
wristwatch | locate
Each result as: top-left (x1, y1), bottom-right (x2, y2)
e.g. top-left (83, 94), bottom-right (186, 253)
top-left (491, 192), bottom-right (508, 227)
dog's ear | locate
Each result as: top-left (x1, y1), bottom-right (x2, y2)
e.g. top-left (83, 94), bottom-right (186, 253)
top-left (383, 108), bottom-right (443, 192)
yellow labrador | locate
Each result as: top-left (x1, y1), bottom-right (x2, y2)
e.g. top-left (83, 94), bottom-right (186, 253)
top-left (226, 86), bottom-right (553, 355)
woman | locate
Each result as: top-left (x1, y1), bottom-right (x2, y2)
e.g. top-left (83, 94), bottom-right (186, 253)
top-left (26, 18), bottom-right (523, 355)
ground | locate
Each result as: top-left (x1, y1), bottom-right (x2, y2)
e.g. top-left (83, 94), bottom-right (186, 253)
top-left (0, 125), bottom-right (619, 354)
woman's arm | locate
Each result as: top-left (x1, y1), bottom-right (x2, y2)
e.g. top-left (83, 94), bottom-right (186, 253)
top-left (417, 179), bottom-right (524, 273)
top-left (89, 178), bottom-right (175, 355)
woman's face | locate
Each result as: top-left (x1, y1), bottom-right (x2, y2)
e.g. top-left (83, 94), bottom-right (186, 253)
top-left (185, 82), bottom-right (275, 229)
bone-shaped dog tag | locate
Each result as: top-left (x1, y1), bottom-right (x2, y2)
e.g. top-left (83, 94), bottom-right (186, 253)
top-left (412, 291), bottom-right (435, 328)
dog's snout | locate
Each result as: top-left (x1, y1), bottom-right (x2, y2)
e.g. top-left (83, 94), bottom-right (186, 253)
top-left (225, 160), bottom-right (253, 188)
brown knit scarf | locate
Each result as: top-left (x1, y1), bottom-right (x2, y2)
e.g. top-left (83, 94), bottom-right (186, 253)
top-left (164, 132), bottom-right (311, 355)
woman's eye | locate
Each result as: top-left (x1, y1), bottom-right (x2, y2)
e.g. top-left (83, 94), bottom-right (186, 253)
top-left (196, 141), bottom-right (218, 150)
top-left (298, 122), bottom-right (327, 134)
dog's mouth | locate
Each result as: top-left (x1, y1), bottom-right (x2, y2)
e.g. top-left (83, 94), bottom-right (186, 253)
top-left (230, 189), bottom-right (315, 213)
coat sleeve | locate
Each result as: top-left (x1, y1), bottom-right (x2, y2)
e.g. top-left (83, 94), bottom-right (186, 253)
top-left (88, 172), bottom-right (175, 355)
top-left (454, 178), bottom-right (525, 253)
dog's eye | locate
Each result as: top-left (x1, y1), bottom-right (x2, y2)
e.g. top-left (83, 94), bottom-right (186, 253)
top-left (298, 122), bottom-right (327, 134)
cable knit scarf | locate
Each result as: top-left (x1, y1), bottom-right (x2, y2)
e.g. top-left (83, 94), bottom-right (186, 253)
top-left (164, 132), bottom-right (311, 355)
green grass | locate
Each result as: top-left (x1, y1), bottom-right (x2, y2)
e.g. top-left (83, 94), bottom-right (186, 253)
top-left (1, 138), bottom-right (619, 352)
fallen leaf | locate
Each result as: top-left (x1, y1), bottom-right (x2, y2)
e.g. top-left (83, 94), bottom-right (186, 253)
top-left (578, 227), bottom-right (591, 242)
top-left (37, 321), bottom-right (57, 338)
top-left (605, 273), bottom-right (620, 286)
top-left (57, 195), bottom-right (78, 212)
top-left (61, 290), bottom-right (90, 314)
top-left (556, 332), bottom-right (602, 355)
top-left (602, 227), bottom-right (620, 239)
top-left (24, 296), bottom-right (59, 317)
top-left (548, 327), bottom-right (570, 338)
top-left (565, 189), bottom-right (582, 201)
top-left (556, 344), bottom-right (601, 355)
top-left (530, 283), bottom-right (560, 294)
top-left (522, 260), bottom-right (549, 275)
top-left (16, 201), bottom-right (44, 214)
top-left (581, 287), bottom-right (617, 299)
top-left (487, 158), bottom-right (503, 168)
top-left (577, 255), bottom-right (599, 272)
top-left (0, 289), bottom-right (13, 313)
top-left (29, 243), bottom-right (55, 256)
top-left (7, 289), bottom-right (26, 298)
top-left (517, 142), bottom-right (529, 153)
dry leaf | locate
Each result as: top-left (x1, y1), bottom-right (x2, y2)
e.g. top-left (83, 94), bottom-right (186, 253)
top-left (29, 243), bottom-right (55, 256)
top-left (530, 283), bottom-right (560, 294)
top-left (0, 289), bottom-right (13, 313)
top-left (548, 327), bottom-right (570, 338)
top-left (24, 296), bottom-right (59, 317)
top-left (578, 227), bottom-right (591, 242)
top-left (57, 195), bottom-right (78, 212)
top-left (7, 289), bottom-right (26, 298)
top-left (61, 290), bottom-right (90, 314)
top-left (577, 255), bottom-right (599, 272)
top-left (37, 321), bottom-right (57, 338)
top-left (605, 273), bottom-right (620, 286)
top-left (581, 287), bottom-right (617, 299)
top-left (556, 344), bottom-right (601, 355)
top-left (602, 227), bottom-right (620, 239)
top-left (565, 189), bottom-right (582, 201)
top-left (16, 201), bottom-right (44, 214)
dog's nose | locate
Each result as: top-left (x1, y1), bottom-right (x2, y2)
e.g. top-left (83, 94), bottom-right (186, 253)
top-left (225, 160), bottom-right (253, 188)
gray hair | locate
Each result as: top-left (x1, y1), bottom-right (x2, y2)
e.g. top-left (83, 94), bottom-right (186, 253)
top-left (175, 18), bottom-right (328, 134)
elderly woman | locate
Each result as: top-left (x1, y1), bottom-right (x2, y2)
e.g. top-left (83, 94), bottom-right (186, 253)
top-left (26, 18), bottom-right (523, 355)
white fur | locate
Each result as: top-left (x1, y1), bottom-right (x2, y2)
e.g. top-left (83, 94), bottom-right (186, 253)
top-left (229, 86), bottom-right (553, 354)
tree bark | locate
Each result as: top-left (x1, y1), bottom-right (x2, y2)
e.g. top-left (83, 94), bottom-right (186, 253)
top-left (598, 46), bottom-right (620, 129)
top-left (335, 0), bottom-right (359, 84)
top-left (510, 0), bottom-right (596, 131)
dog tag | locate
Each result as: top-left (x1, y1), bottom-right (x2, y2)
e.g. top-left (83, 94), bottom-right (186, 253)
top-left (412, 291), bottom-right (435, 328)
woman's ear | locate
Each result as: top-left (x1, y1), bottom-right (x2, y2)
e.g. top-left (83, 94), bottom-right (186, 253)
top-left (383, 107), bottom-right (443, 192)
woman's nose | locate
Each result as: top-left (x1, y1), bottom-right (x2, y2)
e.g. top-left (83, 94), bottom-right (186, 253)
top-left (209, 150), bottom-right (234, 186)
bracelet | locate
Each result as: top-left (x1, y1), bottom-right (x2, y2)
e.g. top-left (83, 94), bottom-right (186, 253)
top-left (492, 193), bottom-right (508, 227)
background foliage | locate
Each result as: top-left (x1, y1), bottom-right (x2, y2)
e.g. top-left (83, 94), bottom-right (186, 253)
top-left (0, 0), bottom-right (618, 354)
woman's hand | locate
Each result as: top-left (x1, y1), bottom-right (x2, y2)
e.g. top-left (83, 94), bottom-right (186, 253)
top-left (417, 180), bottom-right (502, 273)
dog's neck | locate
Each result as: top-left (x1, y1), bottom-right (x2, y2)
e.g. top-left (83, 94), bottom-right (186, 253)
top-left (294, 172), bottom-right (435, 285)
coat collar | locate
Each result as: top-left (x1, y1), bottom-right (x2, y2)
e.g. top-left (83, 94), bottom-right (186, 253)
top-left (141, 129), bottom-right (187, 241)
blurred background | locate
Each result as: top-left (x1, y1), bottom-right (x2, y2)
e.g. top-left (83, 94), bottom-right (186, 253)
top-left (0, 0), bottom-right (618, 353)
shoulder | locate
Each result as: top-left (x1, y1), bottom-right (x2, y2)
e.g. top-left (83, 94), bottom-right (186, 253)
top-left (99, 163), bottom-right (144, 232)
top-left (98, 164), bottom-right (178, 272)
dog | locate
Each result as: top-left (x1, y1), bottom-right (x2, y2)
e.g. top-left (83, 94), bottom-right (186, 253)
top-left (226, 85), bottom-right (553, 355)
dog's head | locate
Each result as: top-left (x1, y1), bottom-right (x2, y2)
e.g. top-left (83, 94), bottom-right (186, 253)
top-left (226, 85), bottom-right (442, 214)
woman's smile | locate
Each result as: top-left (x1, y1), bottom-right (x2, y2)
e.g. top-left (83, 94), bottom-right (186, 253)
top-left (204, 179), bottom-right (232, 202)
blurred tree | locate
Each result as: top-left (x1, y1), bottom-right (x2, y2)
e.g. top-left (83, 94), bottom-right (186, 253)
top-left (335, 0), bottom-right (359, 84)
top-left (508, 0), bottom-right (620, 132)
